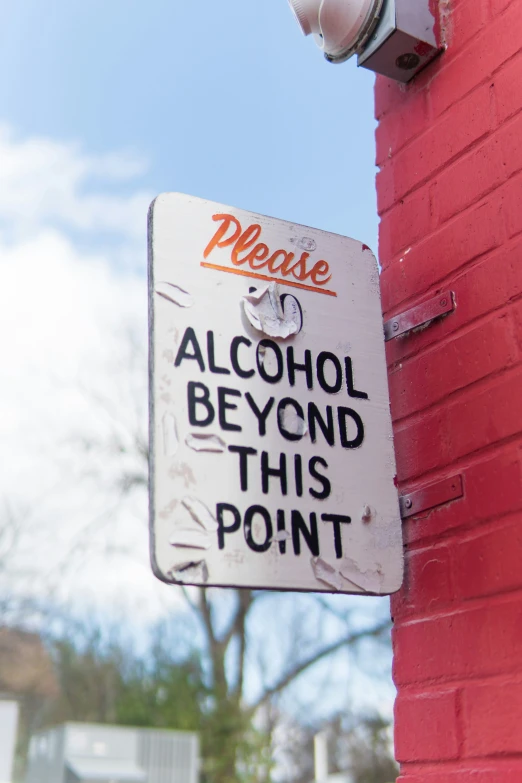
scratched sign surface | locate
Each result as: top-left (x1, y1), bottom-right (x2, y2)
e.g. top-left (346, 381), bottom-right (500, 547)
top-left (148, 193), bottom-right (403, 594)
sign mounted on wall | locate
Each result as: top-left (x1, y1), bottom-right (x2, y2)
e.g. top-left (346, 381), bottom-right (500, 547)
top-left (148, 193), bottom-right (403, 594)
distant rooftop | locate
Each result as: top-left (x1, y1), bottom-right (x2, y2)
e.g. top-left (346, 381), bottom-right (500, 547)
top-left (0, 627), bottom-right (57, 699)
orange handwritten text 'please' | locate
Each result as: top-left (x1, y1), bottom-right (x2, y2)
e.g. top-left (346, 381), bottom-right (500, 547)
top-left (201, 213), bottom-right (337, 297)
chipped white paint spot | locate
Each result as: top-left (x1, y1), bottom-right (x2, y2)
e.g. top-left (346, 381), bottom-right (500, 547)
top-left (290, 236), bottom-right (317, 252)
top-left (170, 559), bottom-right (209, 583)
top-left (185, 433), bottom-right (227, 453)
top-left (311, 557), bottom-right (344, 592)
top-left (182, 496), bottom-right (218, 532)
top-left (361, 505), bottom-right (373, 522)
top-left (278, 405), bottom-right (308, 438)
top-left (242, 282), bottom-right (301, 339)
top-left (340, 558), bottom-right (384, 594)
top-left (170, 529), bottom-right (211, 550)
top-left (162, 413), bottom-right (179, 457)
top-left (273, 530), bottom-right (291, 543)
top-left (156, 282), bottom-right (194, 308)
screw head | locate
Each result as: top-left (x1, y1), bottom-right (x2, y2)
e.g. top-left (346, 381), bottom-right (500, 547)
top-left (440, 298), bottom-right (448, 307)
top-left (393, 322), bottom-right (400, 332)
top-left (405, 498), bottom-right (413, 509)
top-left (396, 53), bottom-right (421, 70)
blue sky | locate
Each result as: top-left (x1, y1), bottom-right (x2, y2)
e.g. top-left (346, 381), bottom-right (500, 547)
top-left (0, 0), bottom-right (392, 731)
top-left (0, 0), bottom-right (378, 249)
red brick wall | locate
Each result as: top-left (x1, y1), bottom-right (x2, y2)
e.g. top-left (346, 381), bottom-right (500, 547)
top-left (375, 0), bottom-right (522, 779)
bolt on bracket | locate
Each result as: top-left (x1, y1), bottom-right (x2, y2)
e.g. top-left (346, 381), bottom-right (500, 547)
top-left (384, 291), bottom-right (455, 341)
top-left (399, 474), bottom-right (464, 519)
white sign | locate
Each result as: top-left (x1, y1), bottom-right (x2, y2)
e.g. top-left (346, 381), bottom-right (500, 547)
top-left (148, 194), bottom-right (403, 594)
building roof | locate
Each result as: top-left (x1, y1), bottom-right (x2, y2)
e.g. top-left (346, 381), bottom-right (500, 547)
top-left (0, 627), bottom-right (58, 699)
top-left (66, 758), bottom-right (147, 782)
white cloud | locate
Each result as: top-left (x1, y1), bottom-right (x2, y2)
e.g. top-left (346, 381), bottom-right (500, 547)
top-left (0, 124), bottom-right (183, 620)
top-left (0, 124), bottom-right (152, 243)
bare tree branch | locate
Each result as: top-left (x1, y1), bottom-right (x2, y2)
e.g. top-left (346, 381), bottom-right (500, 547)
top-left (248, 619), bottom-right (391, 713)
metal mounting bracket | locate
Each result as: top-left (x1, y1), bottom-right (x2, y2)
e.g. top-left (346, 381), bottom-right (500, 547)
top-left (384, 291), bottom-right (455, 341)
top-left (399, 474), bottom-right (464, 519)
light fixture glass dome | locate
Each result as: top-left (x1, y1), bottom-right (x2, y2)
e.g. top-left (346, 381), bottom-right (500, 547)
top-left (287, 0), bottom-right (384, 62)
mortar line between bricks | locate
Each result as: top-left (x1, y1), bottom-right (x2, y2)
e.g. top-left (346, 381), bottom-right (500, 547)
top-left (400, 757), bottom-right (522, 774)
top-left (380, 234), bottom-right (505, 314)
top-left (394, 432), bottom-right (522, 488)
top-left (381, 230), bottom-right (522, 320)
top-left (387, 300), bottom-right (521, 374)
top-left (394, 580), bottom-right (522, 626)
top-left (394, 432), bottom-right (522, 493)
top-left (398, 671), bottom-right (522, 696)
top-left (391, 362), bottom-right (522, 428)
top-left (379, 165), bottom-right (517, 263)
top-left (376, 46), bottom-right (522, 171)
top-left (402, 507), bottom-right (522, 553)
top-left (377, 127), bottom-right (494, 212)
top-left (378, 131), bottom-right (522, 231)
top-left (384, 289), bottom-right (522, 368)
top-left (393, 585), bottom-right (522, 628)
top-left (380, 152), bottom-right (521, 261)
top-left (392, 362), bottom-right (522, 433)
top-left (374, 4), bottom-right (522, 122)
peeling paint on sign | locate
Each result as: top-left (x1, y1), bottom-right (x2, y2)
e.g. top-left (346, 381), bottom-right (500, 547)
top-left (311, 557), bottom-right (345, 592)
top-left (156, 281), bottom-right (194, 308)
top-left (340, 557), bottom-right (384, 593)
top-left (182, 496), bottom-right (218, 532)
top-left (278, 405), bottom-right (308, 439)
top-left (169, 559), bottom-right (209, 583)
top-left (170, 529), bottom-right (211, 550)
top-left (185, 433), bottom-right (227, 453)
top-left (242, 282), bottom-right (301, 339)
top-left (290, 236), bottom-right (317, 252)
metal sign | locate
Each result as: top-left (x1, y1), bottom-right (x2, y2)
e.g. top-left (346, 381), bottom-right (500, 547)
top-left (148, 194), bottom-right (403, 594)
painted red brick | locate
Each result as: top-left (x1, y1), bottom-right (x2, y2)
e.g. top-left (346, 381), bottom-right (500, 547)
top-left (511, 299), bottom-right (522, 350)
top-left (375, 91), bottom-right (430, 166)
top-left (381, 197), bottom-right (504, 314)
top-left (388, 313), bottom-right (519, 420)
top-left (376, 0), bottom-right (522, 775)
top-left (498, 111), bottom-right (522, 180)
top-left (378, 184), bottom-right (432, 263)
top-left (393, 369), bottom-right (522, 482)
top-left (393, 599), bottom-right (522, 686)
top-left (392, 544), bottom-right (453, 621)
top-left (395, 689), bottom-right (460, 762)
top-left (374, 76), bottom-right (418, 121)
top-left (398, 769), bottom-right (522, 783)
top-left (383, 84), bottom-right (493, 206)
top-left (463, 680), bottom-right (522, 755)
top-left (440, 0), bottom-right (488, 57)
top-left (429, 0), bottom-right (522, 118)
top-left (495, 51), bottom-right (522, 123)
top-left (454, 516), bottom-right (522, 601)
top-left (503, 171), bottom-right (522, 238)
top-left (385, 234), bottom-right (522, 368)
top-left (490, 0), bottom-right (518, 17)
top-left (398, 446), bottom-right (522, 549)
top-left (435, 134), bottom-right (505, 225)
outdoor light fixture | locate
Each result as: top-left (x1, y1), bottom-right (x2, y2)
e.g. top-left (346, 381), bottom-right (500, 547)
top-left (287, 0), bottom-right (441, 82)
top-left (288, 0), bottom-right (384, 63)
